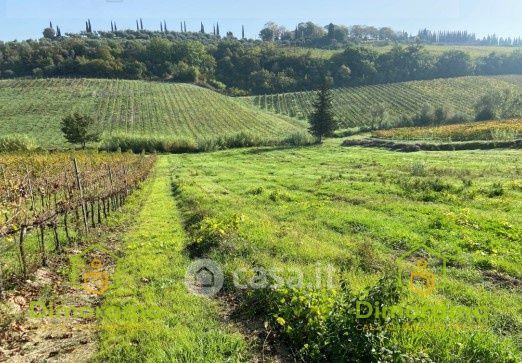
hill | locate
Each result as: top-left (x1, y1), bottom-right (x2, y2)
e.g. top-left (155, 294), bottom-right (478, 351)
top-left (0, 79), bottom-right (305, 148)
top-left (243, 76), bottom-right (522, 129)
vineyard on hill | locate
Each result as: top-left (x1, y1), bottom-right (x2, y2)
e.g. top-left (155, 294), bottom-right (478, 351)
top-left (245, 76), bottom-right (522, 128)
top-left (0, 79), bottom-right (305, 149)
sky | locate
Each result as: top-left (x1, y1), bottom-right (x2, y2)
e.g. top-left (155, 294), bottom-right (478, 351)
top-left (0, 0), bottom-right (521, 41)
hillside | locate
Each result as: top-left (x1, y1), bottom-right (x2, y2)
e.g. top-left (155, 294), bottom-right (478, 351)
top-left (0, 79), bottom-right (305, 148)
top-left (244, 76), bottom-right (522, 129)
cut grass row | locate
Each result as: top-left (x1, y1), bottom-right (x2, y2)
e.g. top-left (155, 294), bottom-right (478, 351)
top-left (96, 157), bottom-right (248, 362)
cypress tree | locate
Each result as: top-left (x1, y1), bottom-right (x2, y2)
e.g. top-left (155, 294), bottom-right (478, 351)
top-left (85, 21), bottom-right (89, 33)
top-left (140, 18), bottom-right (143, 30)
top-left (213, 25), bottom-right (216, 36)
top-left (200, 22), bottom-right (205, 33)
top-left (114, 22), bottom-right (118, 31)
top-left (308, 81), bottom-right (337, 143)
top-left (242, 25), bottom-right (245, 39)
top-left (136, 20), bottom-right (139, 31)
top-left (164, 20), bottom-right (167, 32)
top-left (216, 22), bottom-right (220, 36)
top-left (160, 22), bottom-right (163, 32)
top-left (184, 21), bottom-right (187, 32)
top-left (111, 21), bottom-right (114, 32)
top-left (180, 21), bottom-right (183, 32)
top-left (50, 21), bottom-right (53, 29)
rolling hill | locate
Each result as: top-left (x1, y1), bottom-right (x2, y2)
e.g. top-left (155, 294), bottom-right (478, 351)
top-left (0, 79), bottom-right (305, 148)
top-left (244, 76), bottom-right (522, 129)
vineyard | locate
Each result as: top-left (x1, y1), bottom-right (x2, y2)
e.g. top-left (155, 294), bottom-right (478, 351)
top-left (0, 152), bottom-right (155, 286)
top-left (244, 76), bottom-right (522, 128)
top-left (0, 79), bottom-right (305, 149)
top-left (372, 118), bottom-right (522, 141)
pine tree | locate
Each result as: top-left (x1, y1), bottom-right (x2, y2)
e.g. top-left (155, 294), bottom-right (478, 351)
top-left (242, 25), bottom-right (245, 39)
top-left (308, 82), bottom-right (337, 143)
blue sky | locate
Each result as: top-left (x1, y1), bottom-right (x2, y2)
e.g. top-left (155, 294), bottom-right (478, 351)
top-left (0, 0), bottom-right (521, 41)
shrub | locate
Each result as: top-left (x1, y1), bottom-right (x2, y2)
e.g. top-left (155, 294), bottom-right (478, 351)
top-left (281, 131), bottom-right (316, 146)
top-left (259, 275), bottom-right (406, 361)
top-left (0, 135), bottom-right (38, 152)
top-left (101, 134), bottom-right (198, 153)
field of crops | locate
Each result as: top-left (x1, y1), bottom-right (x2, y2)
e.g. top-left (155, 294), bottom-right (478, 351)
top-left (373, 118), bottom-right (522, 141)
top-left (245, 76), bottom-right (522, 128)
top-left (0, 79), bottom-right (305, 148)
top-left (0, 151), bottom-right (155, 283)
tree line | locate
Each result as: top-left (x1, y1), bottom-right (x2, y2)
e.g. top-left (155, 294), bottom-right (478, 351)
top-left (261, 22), bottom-right (522, 48)
top-left (0, 34), bottom-right (520, 95)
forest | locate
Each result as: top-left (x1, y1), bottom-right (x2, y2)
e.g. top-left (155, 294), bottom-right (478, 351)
top-left (0, 23), bottom-right (521, 95)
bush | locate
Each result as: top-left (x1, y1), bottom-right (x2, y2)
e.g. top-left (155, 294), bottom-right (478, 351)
top-left (257, 275), bottom-right (405, 361)
top-left (280, 131), bottom-right (316, 146)
top-left (0, 135), bottom-right (38, 152)
top-left (101, 134), bottom-right (198, 153)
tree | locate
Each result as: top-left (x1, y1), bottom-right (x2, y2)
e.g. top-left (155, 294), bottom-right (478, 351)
top-left (308, 82), bottom-right (337, 143)
top-left (43, 27), bottom-right (56, 39)
top-left (61, 113), bottom-right (100, 148)
top-left (200, 22), bottom-right (205, 33)
top-left (242, 25), bottom-right (245, 39)
top-left (369, 103), bottom-right (389, 129)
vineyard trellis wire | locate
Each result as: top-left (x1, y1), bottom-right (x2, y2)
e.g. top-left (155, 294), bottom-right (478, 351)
top-left (0, 152), bottom-right (155, 289)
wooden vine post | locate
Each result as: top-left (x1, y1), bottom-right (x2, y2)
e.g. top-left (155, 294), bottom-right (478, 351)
top-left (19, 226), bottom-right (27, 277)
top-left (72, 158), bottom-right (89, 235)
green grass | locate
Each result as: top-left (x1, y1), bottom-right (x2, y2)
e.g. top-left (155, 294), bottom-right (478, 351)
top-left (244, 76), bottom-right (522, 129)
top-left (167, 141), bottom-right (521, 361)
top-left (96, 157), bottom-right (248, 362)
top-left (0, 78), bottom-right (305, 149)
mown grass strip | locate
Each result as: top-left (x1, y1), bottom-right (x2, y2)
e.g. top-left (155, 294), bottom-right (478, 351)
top-left (96, 157), bottom-right (248, 362)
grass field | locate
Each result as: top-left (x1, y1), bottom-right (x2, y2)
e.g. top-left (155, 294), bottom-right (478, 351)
top-left (0, 78), bottom-right (305, 149)
top-left (245, 75), bottom-right (522, 128)
top-left (372, 119), bottom-right (522, 141)
top-left (168, 142), bottom-right (521, 361)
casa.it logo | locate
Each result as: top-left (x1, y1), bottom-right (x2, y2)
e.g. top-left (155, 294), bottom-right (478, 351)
top-left (397, 244), bottom-right (446, 297)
